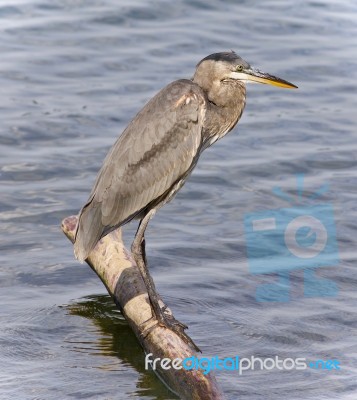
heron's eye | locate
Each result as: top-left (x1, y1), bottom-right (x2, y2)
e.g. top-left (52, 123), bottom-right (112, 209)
top-left (236, 65), bottom-right (244, 72)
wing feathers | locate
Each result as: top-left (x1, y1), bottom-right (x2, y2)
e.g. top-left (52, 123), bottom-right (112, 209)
top-left (74, 199), bottom-right (103, 262)
top-left (74, 80), bottom-right (206, 260)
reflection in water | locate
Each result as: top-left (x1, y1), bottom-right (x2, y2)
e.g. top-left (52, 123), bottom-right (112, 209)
top-left (66, 295), bottom-right (178, 399)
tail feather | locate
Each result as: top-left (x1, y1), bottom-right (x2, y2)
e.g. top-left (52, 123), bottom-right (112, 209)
top-left (74, 200), bottom-right (104, 262)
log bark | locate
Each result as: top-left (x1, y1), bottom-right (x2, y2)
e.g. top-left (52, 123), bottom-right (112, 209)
top-left (61, 215), bottom-right (225, 400)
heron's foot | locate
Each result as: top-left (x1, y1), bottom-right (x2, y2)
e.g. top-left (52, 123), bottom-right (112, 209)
top-left (158, 308), bottom-right (188, 330)
top-left (154, 306), bottom-right (200, 352)
top-left (160, 304), bottom-right (187, 330)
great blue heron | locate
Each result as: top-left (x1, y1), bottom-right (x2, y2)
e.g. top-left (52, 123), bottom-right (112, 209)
top-left (74, 51), bottom-right (296, 343)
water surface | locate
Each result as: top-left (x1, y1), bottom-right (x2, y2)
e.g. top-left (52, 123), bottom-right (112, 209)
top-left (0, 0), bottom-right (356, 399)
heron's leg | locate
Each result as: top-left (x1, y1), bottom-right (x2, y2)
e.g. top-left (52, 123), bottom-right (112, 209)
top-left (131, 209), bottom-right (164, 322)
top-left (131, 209), bottom-right (200, 351)
top-left (131, 210), bottom-right (188, 330)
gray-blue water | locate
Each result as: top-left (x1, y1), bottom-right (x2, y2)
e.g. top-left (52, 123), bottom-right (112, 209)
top-left (1, 0), bottom-right (356, 399)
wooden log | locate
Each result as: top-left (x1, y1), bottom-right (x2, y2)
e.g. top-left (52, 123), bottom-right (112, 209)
top-left (61, 215), bottom-right (225, 400)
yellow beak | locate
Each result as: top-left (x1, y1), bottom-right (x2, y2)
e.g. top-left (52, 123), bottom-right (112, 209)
top-left (233, 68), bottom-right (298, 89)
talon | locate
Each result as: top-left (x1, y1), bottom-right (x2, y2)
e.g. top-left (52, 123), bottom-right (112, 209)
top-left (155, 311), bottom-right (200, 352)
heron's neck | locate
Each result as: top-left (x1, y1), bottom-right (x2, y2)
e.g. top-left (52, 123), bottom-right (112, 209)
top-left (202, 82), bottom-right (246, 147)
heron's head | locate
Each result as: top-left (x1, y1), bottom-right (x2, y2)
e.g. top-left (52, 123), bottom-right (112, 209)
top-left (193, 51), bottom-right (297, 104)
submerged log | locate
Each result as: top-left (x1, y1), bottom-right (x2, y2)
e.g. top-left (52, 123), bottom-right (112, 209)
top-left (61, 215), bottom-right (224, 400)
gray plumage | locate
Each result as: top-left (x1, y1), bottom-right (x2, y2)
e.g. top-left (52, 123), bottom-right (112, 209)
top-left (74, 51), bottom-right (296, 261)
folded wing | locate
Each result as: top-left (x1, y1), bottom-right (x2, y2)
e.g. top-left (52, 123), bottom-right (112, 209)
top-left (74, 79), bottom-right (206, 261)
